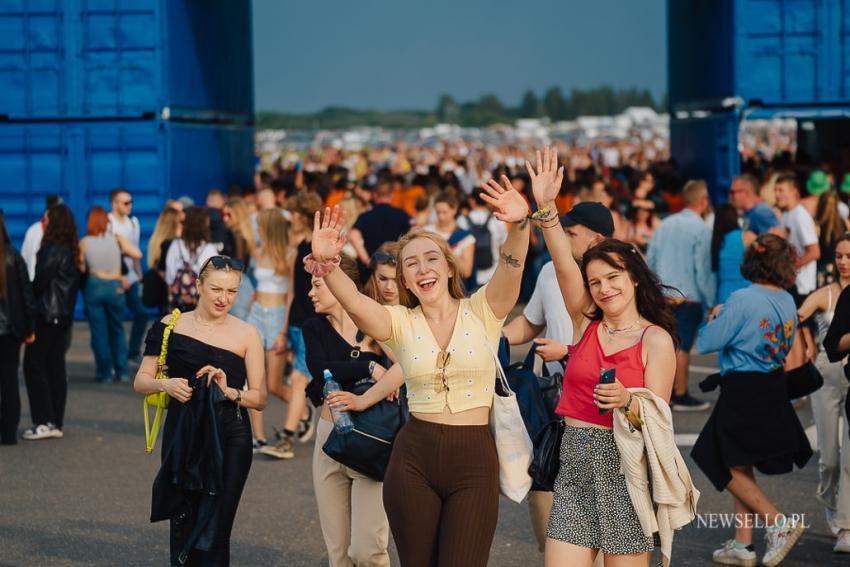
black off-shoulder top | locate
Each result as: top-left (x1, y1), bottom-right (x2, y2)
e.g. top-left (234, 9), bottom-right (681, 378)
top-left (144, 321), bottom-right (248, 390)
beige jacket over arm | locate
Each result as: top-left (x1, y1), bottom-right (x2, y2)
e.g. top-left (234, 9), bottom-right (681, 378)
top-left (613, 388), bottom-right (700, 567)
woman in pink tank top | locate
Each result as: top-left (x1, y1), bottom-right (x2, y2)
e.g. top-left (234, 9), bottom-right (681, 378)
top-left (527, 148), bottom-right (679, 567)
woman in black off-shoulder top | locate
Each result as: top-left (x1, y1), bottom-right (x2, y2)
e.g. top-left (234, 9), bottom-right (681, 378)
top-left (134, 256), bottom-right (267, 566)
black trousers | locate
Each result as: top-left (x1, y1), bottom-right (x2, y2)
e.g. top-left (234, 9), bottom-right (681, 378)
top-left (0, 334), bottom-right (23, 444)
top-left (23, 323), bottom-right (69, 429)
top-left (172, 409), bottom-right (253, 566)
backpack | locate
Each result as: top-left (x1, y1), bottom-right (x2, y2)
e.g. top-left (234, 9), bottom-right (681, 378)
top-left (467, 212), bottom-right (494, 270)
top-left (168, 244), bottom-right (199, 311)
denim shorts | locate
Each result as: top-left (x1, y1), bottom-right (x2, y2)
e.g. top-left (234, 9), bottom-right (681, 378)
top-left (674, 301), bottom-right (704, 352)
top-left (247, 303), bottom-right (286, 350)
top-left (287, 325), bottom-right (309, 376)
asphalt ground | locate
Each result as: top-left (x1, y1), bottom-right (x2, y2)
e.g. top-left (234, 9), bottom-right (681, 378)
top-left (0, 322), bottom-right (846, 566)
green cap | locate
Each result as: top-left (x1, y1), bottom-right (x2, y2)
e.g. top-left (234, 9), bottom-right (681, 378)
top-left (841, 173), bottom-right (850, 194)
top-left (806, 170), bottom-right (830, 196)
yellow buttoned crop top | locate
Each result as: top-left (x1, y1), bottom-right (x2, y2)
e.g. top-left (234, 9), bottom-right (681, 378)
top-left (379, 285), bottom-right (506, 413)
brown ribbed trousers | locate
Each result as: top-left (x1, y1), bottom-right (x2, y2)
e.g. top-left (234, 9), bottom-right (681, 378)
top-left (382, 417), bottom-right (499, 567)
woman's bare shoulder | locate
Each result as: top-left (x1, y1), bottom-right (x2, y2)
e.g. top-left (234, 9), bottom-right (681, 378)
top-left (644, 324), bottom-right (674, 350)
top-left (226, 316), bottom-right (262, 345)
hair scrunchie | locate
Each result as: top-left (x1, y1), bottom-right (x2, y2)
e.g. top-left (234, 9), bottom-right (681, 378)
top-left (303, 253), bottom-right (341, 277)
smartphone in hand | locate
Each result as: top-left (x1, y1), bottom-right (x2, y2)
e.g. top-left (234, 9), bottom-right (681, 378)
top-left (599, 368), bottom-right (616, 415)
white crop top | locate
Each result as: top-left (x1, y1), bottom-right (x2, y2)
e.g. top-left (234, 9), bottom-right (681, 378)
top-left (255, 266), bottom-right (289, 294)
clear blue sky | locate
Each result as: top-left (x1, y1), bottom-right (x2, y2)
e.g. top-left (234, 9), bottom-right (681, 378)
top-left (252, 0), bottom-right (666, 113)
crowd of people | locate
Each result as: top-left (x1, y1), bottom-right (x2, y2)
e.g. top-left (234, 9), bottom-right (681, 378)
top-left (0, 138), bottom-right (849, 566)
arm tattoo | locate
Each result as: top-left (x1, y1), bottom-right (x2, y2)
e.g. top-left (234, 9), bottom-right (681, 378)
top-left (501, 253), bottom-right (522, 268)
top-left (518, 217), bottom-right (530, 230)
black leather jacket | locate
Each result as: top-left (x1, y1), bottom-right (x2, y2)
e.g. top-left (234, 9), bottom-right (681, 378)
top-left (33, 243), bottom-right (80, 326)
top-left (1, 248), bottom-right (36, 341)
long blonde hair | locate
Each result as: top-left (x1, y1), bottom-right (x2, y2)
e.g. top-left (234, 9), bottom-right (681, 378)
top-left (147, 207), bottom-right (181, 269)
top-left (257, 208), bottom-right (290, 275)
top-left (816, 191), bottom-right (846, 250)
top-left (225, 197), bottom-right (256, 258)
top-left (396, 231), bottom-right (465, 308)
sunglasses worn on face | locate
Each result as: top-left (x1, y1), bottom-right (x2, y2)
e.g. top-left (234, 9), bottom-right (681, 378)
top-left (200, 255), bottom-right (245, 274)
top-left (434, 350), bottom-right (451, 393)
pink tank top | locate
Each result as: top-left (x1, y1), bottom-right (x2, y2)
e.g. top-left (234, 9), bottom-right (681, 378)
top-left (556, 320), bottom-right (650, 427)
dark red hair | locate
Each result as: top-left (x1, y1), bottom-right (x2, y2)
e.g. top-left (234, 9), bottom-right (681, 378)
top-left (87, 207), bottom-right (109, 236)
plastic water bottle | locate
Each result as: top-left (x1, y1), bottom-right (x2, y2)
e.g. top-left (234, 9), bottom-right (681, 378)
top-left (323, 369), bottom-right (354, 433)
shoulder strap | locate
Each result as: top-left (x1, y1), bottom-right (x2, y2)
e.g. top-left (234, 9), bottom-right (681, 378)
top-left (158, 309), bottom-right (182, 368)
top-left (828, 285), bottom-right (834, 313)
top-left (639, 324), bottom-right (657, 342)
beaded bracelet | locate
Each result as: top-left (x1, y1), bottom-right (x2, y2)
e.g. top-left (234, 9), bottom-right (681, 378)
top-left (303, 253), bottom-right (341, 277)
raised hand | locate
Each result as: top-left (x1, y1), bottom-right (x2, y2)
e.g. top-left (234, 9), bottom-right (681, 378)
top-left (479, 176), bottom-right (530, 223)
top-left (312, 206), bottom-right (348, 262)
top-left (526, 146), bottom-right (564, 207)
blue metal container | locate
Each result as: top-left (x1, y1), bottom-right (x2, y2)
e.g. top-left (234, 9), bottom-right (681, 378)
top-left (670, 112), bottom-right (741, 204)
top-left (0, 119), bottom-right (254, 249)
top-left (0, 0), bottom-right (253, 121)
top-left (668, 0), bottom-right (850, 110)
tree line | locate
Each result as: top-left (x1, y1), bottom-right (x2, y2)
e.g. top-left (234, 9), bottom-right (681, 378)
top-left (256, 85), bottom-right (666, 130)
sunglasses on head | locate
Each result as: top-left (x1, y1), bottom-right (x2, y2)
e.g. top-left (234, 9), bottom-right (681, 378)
top-left (371, 251), bottom-right (397, 266)
top-left (200, 255), bottom-right (245, 273)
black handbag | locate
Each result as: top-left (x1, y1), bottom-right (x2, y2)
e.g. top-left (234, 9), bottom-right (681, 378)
top-left (528, 418), bottom-right (565, 492)
top-left (785, 361), bottom-right (824, 400)
top-left (322, 379), bottom-right (409, 482)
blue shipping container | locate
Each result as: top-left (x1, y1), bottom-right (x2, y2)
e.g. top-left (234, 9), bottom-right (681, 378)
top-left (668, 0), bottom-right (850, 110)
top-left (670, 112), bottom-right (741, 204)
top-left (0, 120), bottom-right (254, 249)
top-left (0, 0), bottom-right (253, 121)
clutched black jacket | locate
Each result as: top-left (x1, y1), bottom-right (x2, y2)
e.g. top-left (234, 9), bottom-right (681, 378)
top-left (32, 243), bottom-right (80, 326)
top-left (151, 378), bottom-right (227, 564)
top-left (1, 248), bottom-right (37, 341)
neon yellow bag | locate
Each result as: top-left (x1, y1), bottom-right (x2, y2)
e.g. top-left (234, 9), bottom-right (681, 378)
top-left (144, 309), bottom-right (181, 454)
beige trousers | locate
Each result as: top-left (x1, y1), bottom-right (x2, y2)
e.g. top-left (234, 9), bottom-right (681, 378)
top-left (312, 418), bottom-right (391, 567)
top-left (812, 352), bottom-right (850, 529)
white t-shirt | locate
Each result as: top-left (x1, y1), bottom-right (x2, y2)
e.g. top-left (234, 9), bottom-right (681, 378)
top-left (164, 239), bottom-right (218, 285)
top-left (782, 204), bottom-right (819, 295)
top-left (108, 212), bottom-right (141, 284)
top-left (457, 210), bottom-right (508, 286)
top-left (21, 221), bottom-right (43, 281)
top-left (523, 261), bottom-right (574, 374)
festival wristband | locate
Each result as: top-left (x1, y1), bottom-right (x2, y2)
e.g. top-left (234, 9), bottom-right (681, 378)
top-left (529, 206), bottom-right (554, 220)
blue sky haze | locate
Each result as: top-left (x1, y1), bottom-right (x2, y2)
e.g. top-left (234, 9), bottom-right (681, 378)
top-left (252, 0), bottom-right (666, 113)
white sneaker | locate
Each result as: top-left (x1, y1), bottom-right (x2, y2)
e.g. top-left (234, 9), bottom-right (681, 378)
top-left (836, 530), bottom-right (850, 553)
top-left (21, 423), bottom-right (62, 440)
top-left (711, 539), bottom-right (757, 566)
top-left (826, 507), bottom-right (840, 537)
top-left (763, 517), bottom-right (805, 566)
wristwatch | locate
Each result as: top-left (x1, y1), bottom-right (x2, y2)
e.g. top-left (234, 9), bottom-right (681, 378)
top-left (234, 389), bottom-right (242, 405)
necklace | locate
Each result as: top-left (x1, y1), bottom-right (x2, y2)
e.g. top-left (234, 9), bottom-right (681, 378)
top-left (601, 318), bottom-right (642, 341)
top-left (192, 312), bottom-right (226, 334)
